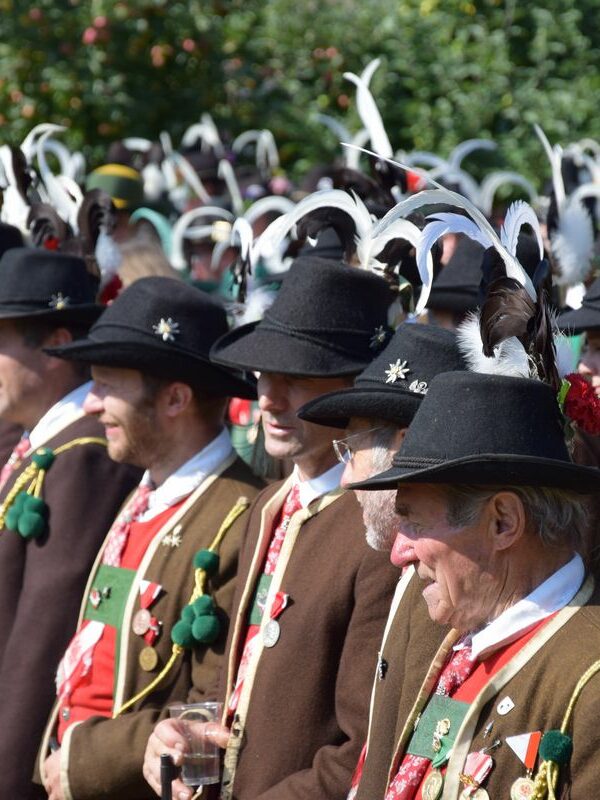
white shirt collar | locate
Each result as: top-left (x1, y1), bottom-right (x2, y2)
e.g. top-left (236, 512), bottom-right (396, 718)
top-left (293, 461), bottom-right (345, 508)
top-left (455, 553), bottom-right (585, 660)
top-left (139, 428), bottom-right (234, 521)
top-left (28, 381), bottom-right (92, 450)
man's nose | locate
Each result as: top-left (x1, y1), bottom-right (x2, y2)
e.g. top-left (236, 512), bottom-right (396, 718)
top-left (83, 385), bottom-right (104, 416)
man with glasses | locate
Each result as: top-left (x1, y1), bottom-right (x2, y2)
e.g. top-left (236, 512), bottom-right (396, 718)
top-left (143, 256), bottom-right (399, 800)
top-left (298, 322), bottom-right (466, 800)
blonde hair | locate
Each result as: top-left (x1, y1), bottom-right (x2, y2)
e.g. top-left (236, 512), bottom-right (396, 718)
top-left (118, 235), bottom-right (180, 287)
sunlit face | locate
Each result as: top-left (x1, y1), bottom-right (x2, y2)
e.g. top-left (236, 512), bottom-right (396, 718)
top-left (340, 418), bottom-right (406, 551)
top-left (257, 372), bottom-right (352, 477)
top-left (83, 365), bottom-right (164, 468)
top-left (0, 320), bottom-right (48, 427)
top-left (392, 484), bottom-right (499, 632)
top-left (578, 331), bottom-right (600, 398)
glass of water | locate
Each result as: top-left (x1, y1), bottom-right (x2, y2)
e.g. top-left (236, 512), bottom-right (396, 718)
top-left (168, 701), bottom-right (223, 787)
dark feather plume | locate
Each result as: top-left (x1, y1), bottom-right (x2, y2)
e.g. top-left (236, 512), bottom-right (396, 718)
top-left (27, 203), bottom-right (71, 247)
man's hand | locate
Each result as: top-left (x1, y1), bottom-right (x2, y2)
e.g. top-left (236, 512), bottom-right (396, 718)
top-left (43, 749), bottom-right (64, 800)
top-left (143, 718), bottom-right (230, 800)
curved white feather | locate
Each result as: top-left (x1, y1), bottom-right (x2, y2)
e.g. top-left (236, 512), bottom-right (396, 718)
top-left (550, 197), bottom-right (595, 286)
top-left (534, 124), bottom-right (565, 207)
top-left (232, 130), bottom-right (261, 154)
top-left (170, 152), bottom-right (211, 204)
top-left (343, 69), bottom-right (393, 158)
top-left (448, 138), bottom-right (496, 170)
top-left (426, 212), bottom-right (493, 250)
top-left (41, 139), bottom-right (72, 176)
top-left (577, 138), bottom-right (600, 158)
top-left (479, 171), bottom-right (537, 216)
top-left (254, 188), bottom-right (373, 265)
top-left (257, 130), bottom-right (279, 172)
top-left (345, 129), bottom-right (371, 169)
top-left (36, 127), bottom-right (80, 230)
top-left (122, 137), bottom-right (153, 152)
top-left (500, 200), bottom-right (544, 259)
top-left (360, 58), bottom-right (381, 87)
top-left (218, 159), bottom-right (244, 216)
top-left (402, 151), bottom-right (446, 169)
top-left (315, 114), bottom-right (353, 144)
top-left (427, 165), bottom-right (481, 204)
top-left (170, 206), bottom-right (233, 271)
top-left (243, 196), bottom-right (295, 225)
top-left (20, 123), bottom-right (64, 163)
top-left (231, 217), bottom-right (254, 262)
top-left (56, 175), bottom-right (84, 207)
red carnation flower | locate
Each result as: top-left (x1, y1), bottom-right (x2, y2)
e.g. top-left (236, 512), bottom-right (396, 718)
top-left (564, 373), bottom-right (600, 436)
top-left (43, 236), bottom-right (60, 251)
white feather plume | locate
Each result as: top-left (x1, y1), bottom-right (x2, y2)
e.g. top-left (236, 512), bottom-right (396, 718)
top-left (231, 218), bottom-right (254, 263)
top-left (456, 313), bottom-right (532, 378)
top-left (243, 196), bottom-right (295, 225)
top-left (170, 206), bottom-right (234, 271)
top-left (0, 145), bottom-right (31, 233)
top-left (448, 138), bottom-right (497, 170)
top-left (479, 171), bottom-right (538, 216)
top-left (345, 129), bottom-right (371, 169)
top-left (122, 137), bottom-right (153, 153)
top-left (315, 114), bottom-right (353, 144)
top-left (218, 159), bottom-right (244, 216)
top-left (426, 165), bottom-right (480, 203)
top-left (343, 60), bottom-right (393, 159)
top-left (500, 200), bottom-right (544, 259)
top-left (550, 197), bottom-right (595, 286)
top-left (534, 124), bottom-right (565, 207)
top-left (36, 125), bottom-right (80, 231)
top-left (402, 151), bottom-right (446, 169)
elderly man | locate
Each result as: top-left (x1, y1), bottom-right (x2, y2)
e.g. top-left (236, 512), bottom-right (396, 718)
top-left (352, 369), bottom-right (600, 800)
top-left (37, 277), bottom-right (263, 800)
top-left (144, 255), bottom-right (400, 800)
top-left (297, 322), bottom-right (466, 799)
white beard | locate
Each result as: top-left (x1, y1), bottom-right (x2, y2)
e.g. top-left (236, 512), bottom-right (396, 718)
top-left (356, 441), bottom-right (398, 551)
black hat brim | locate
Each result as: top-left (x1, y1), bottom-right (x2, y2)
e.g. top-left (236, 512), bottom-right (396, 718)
top-left (556, 306), bottom-right (600, 335)
top-left (350, 453), bottom-right (600, 493)
top-left (0, 304), bottom-right (104, 325)
top-left (47, 338), bottom-right (257, 400)
top-left (210, 321), bottom-right (368, 377)
top-left (297, 385), bottom-right (423, 429)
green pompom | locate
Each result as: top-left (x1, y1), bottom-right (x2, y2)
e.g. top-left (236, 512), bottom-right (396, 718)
top-left (191, 615), bottom-right (220, 644)
top-left (181, 605), bottom-right (196, 624)
top-left (539, 730), bottom-right (573, 765)
top-left (12, 492), bottom-right (28, 512)
top-left (193, 549), bottom-right (219, 576)
top-left (171, 620), bottom-right (195, 649)
top-left (5, 507), bottom-right (21, 531)
top-left (17, 511), bottom-right (47, 539)
top-left (31, 448), bottom-right (55, 470)
top-left (23, 495), bottom-right (48, 515)
top-left (192, 595), bottom-right (215, 616)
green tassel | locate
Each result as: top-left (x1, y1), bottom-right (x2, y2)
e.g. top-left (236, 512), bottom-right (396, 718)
top-left (192, 595), bottom-right (215, 616)
top-left (17, 511), bottom-right (47, 539)
top-left (181, 605), bottom-right (196, 624)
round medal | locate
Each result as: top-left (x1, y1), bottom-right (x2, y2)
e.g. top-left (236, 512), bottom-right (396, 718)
top-left (422, 769), bottom-right (444, 800)
top-left (262, 619), bottom-right (281, 648)
top-left (132, 608), bottom-right (152, 635)
top-left (510, 777), bottom-right (536, 800)
top-left (470, 790), bottom-right (490, 800)
top-left (139, 645), bottom-right (159, 672)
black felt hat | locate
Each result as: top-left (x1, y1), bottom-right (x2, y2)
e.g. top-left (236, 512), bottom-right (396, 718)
top-left (0, 247), bottom-right (102, 324)
top-left (352, 371), bottom-right (600, 492)
top-left (297, 323), bottom-right (466, 428)
top-left (47, 276), bottom-right (256, 399)
top-left (556, 277), bottom-right (600, 334)
top-left (210, 256), bottom-right (394, 377)
top-left (426, 236), bottom-right (483, 315)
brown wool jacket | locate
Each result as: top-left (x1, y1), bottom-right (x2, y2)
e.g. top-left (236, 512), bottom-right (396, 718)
top-left (216, 476), bottom-right (400, 800)
top-left (0, 413), bottom-right (141, 800)
top-left (355, 569), bottom-right (449, 800)
top-left (36, 454), bottom-right (263, 800)
top-left (363, 574), bottom-right (600, 800)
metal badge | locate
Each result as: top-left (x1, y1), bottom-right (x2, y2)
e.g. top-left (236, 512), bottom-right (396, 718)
top-left (510, 777), bottom-right (536, 800)
top-left (132, 608), bottom-right (152, 635)
top-left (139, 645), bottom-right (159, 672)
top-left (262, 619), bottom-right (281, 648)
top-left (422, 768), bottom-right (444, 800)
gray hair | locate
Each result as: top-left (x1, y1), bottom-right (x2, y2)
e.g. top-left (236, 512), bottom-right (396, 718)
top-left (369, 423), bottom-right (402, 472)
top-left (443, 484), bottom-right (593, 553)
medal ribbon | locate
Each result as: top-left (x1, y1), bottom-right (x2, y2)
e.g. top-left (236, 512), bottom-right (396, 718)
top-left (138, 579), bottom-right (163, 645)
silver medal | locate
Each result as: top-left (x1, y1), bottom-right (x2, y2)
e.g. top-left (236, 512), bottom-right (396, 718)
top-left (262, 619), bottom-right (281, 648)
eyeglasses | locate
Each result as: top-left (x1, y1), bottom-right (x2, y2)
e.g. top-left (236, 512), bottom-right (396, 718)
top-left (332, 426), bottom-right (388, 465)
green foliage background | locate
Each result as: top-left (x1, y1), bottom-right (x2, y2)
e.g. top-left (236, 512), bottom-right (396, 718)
top-left (0, 0), bottom-right (598, 183)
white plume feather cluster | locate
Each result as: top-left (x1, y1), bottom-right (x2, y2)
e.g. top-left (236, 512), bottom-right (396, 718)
top-left (456, 314), bottom-right (532, 378)
top-left (95, 231), bottom-right (122, 282)
top-left (550, 198), bottom-right (595, 286)
top-left (343, 59), bottom-right (393, 160)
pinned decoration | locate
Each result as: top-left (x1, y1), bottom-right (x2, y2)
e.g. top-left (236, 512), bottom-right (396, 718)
top-left (507, 731), bottom-right (542, 771)
top-left (49, 292), bottom-right (70, 309)
top-left (152, 317), bottom-right (180, 343)
top-left (409, 379), bottom-right (428, 394)
top-left (369, 325), bottom-right (389, 350)
top-left (496, 696), bottom-right (515, 716)
top-left (385, 358), bottom-right (410, 383)
top-left (558, 374), bottom-right (600, 437)
top-left (112, 496), bottom-right (251, 719)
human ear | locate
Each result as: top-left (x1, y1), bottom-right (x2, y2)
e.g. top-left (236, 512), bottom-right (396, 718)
top-left (488, 491), bottom-right (526, 552)
top-left (163, 382), bottom-right (193, 418)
